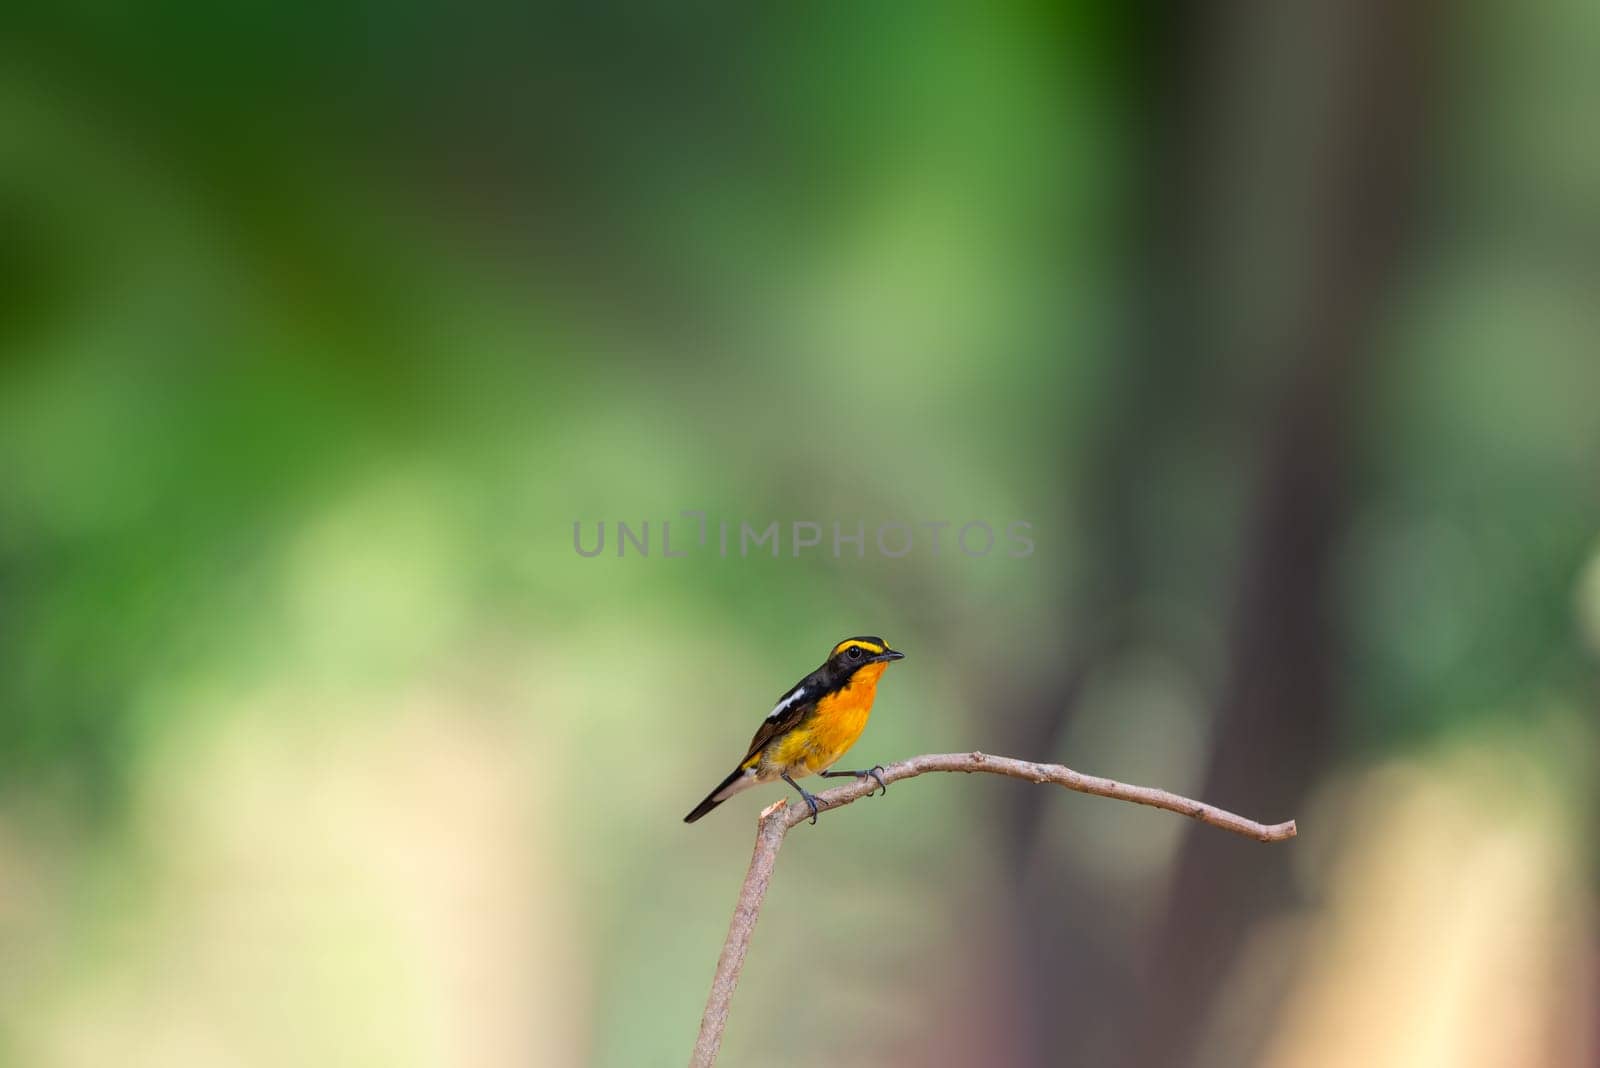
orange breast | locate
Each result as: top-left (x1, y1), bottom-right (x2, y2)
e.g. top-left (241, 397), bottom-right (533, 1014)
top-left (771, 662), bottom-right (886, 775)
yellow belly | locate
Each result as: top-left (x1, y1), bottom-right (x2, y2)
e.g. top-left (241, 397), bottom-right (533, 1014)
top-left (762, 663), bottom-right (885, 777)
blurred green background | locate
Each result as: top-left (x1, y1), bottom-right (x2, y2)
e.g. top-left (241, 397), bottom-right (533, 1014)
top-left (2, 3), bottom-right (1597, 1066)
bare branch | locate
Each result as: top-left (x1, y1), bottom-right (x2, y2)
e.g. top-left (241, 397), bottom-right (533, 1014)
top-left (690, 803), bottom-right (788, 1068)
top-left (689, 751), bottom-right (1296, 1067)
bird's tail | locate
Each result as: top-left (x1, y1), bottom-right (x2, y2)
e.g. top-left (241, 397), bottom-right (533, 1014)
top-left (684, 764), bottom-right (758, 823)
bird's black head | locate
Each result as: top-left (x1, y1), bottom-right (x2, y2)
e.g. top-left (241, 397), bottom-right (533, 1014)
top-left (825, 636), bottom-right (906, 676)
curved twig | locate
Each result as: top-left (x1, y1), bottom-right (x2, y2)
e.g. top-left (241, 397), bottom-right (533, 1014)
top-left (689, 751), bottom-right (1296, 1067)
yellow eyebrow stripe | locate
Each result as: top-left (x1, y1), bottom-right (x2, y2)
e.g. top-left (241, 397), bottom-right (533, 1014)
top-left (830, 639), bottom-right (885, 658)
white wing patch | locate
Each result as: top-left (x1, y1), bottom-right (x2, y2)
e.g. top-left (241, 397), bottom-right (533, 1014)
top-left (766, 686), bottom-right (806, 721)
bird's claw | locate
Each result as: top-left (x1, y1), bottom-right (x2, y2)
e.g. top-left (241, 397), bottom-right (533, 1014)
top-left (821, 765), bottom-right (889, 797)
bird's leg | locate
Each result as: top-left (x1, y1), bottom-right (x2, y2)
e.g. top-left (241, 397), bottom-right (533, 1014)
top-left (781, 772), bottom-right (822, 824)
top-left (819, 764), bottom-right (888, 797)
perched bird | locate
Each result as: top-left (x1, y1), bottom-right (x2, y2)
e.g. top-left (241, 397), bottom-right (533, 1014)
top-left (684, 636), bottom-right (906, 824)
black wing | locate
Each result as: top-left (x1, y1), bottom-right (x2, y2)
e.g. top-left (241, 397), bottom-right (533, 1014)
top-left (738, 679), bottom-right (816, 764)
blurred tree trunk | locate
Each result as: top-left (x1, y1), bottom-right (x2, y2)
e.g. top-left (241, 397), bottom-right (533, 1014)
top-left (992, 3), bottom-right (1433, 1065)
top-left (986, 10), bottom-right (1212, 1064)
top-left (1137, 4), bottom-right (1430, 1063)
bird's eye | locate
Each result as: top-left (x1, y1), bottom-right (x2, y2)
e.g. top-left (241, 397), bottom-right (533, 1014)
top-left (847, 646), bottom-right (863, 660)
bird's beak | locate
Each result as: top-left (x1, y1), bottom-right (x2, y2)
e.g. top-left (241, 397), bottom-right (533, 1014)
top-left (874, 648), bottom-right (906, 662)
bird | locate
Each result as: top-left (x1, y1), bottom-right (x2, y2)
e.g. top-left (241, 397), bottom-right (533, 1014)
top-left (684, 636), bottom-right (906, 824)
